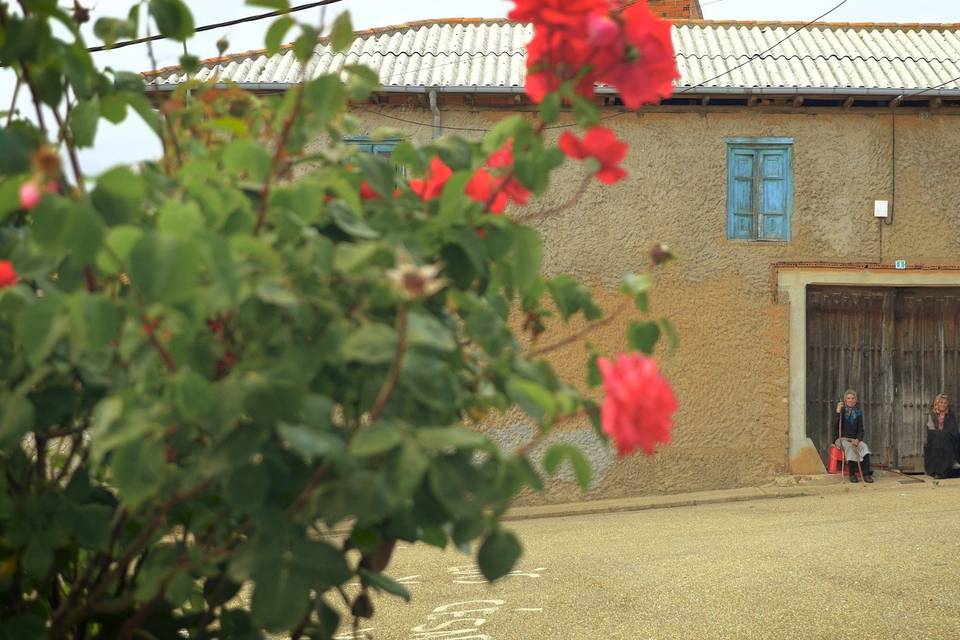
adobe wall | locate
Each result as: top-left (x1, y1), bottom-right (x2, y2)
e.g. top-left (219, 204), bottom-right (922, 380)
top-left (333, 104), bottom-right (960, 503)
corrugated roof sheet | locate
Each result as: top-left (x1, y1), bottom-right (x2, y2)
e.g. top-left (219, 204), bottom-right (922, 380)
top-left (144, 18), bottom-right (960, 95)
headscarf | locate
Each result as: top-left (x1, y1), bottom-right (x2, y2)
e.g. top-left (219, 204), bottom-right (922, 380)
top-left (931, 393), bottom-right (949, 430)
top-left (842, 390), bottom-right (861, 425)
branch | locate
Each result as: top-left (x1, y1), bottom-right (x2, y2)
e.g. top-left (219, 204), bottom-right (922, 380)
top-left (51, 97), bottom-right (87, 193)
top-left (516, 173), bottom-right (592, 222)
top-left (5, 75), bottom-right (20, 126)
top-left (254, 84), bottom-right (305, 235)
top-left (528, 299), bottom-right (630, 358)
top-left (141, 315), bottom-right (177, 373)
top-left (369, 304), bottom-right (409, 421)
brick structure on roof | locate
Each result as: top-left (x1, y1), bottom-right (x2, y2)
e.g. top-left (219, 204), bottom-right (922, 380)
top-left (649, 0), bottom-right (703, 19)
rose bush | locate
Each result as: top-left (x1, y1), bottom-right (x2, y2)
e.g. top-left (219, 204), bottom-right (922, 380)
top-left (0, 0), bottom-right (678, 637)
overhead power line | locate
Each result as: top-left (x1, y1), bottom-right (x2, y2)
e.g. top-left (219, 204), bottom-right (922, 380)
top-left (87, 0), bottom-right (345, 53)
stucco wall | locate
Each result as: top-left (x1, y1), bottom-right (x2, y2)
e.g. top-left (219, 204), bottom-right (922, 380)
top-left (328, 104), bottom-right (960, 503)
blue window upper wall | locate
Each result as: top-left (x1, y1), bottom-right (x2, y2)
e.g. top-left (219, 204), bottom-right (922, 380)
top-left (725, 137), bottom-right (794, 242)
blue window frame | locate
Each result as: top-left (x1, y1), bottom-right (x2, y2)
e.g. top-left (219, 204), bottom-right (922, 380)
top-left (725, 137), bottom-right (793, 241)
top-left (344, 136), bottom-right (400, 156)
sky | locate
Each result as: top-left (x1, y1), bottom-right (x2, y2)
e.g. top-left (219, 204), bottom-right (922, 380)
top-left (5, 0), bottom-right (960, 174)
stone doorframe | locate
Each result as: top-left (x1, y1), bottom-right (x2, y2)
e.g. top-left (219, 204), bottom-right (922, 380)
top-left (776, 265), bottom-right (960, 474)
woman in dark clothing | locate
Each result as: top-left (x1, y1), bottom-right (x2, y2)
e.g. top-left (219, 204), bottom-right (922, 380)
top-left (923, 393), bottom-right (960, 479)
top-left (835, 389), bottom-right (875, 483)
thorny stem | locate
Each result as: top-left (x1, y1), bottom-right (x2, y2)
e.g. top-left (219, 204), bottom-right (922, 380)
top-left (5, 75), bottom-right (20, 126)
top-left (369, 304), bottom-right (409, 421)
top-left (528, 299), bottom-right (630, 358)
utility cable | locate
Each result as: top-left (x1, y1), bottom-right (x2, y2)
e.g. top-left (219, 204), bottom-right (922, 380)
top-left (87, 0), bottom-right (346, 53)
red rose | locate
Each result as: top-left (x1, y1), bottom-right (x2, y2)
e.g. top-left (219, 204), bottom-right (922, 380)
top-left (409, 156), bottom-right (453, 201)
top-left (464, 140), bottom-right (532, 214)
top-left (0, 261), bottom-right (18, 289)
top-left (558, 126), bottom-right (628, 184)
top-left (465, 169), bottom-right (509, 214)
top-left (604, 1), bottom-right (679, 109)
top-left (359, 181), bottom-right (381, 200)
top-left (598, 353), bottom-right (677, 456)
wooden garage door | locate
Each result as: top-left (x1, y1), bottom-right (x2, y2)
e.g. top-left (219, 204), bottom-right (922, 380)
top-left (806, 286), bottom-right (960, 470)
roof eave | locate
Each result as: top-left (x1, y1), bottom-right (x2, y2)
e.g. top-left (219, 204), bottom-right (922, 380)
top-left (144, 83), bottom-right (960, 99)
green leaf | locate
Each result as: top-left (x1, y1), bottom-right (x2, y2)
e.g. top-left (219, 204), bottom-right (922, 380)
top-left (265, 16), bottom-right (294, 55)
top-left (543, 443), bottom-right (592, 489)
top-left (293, 25), bottom-right (318, 62)
top-left (69, 503), bottom-right (113, 552)
top-left (0, 614), bottom-right (46, 640)
top-left (586, 351), bottom-right (601, 388)
top-left (303, 74), bottom-right (346, 126)
top-left (149, 0), bottom-right (195, 41)
top-left (278, 423), bottom-right (345, 463)
top-left (406, 311), bottom-right (456, 353)
top-left (294, 539), bottom-right (352, 589)
top-left (477, 529), bottom-right (522, 581)
top-left (329, 11), bottom-right (354, 52)
top-left (223, 139), bottom-right (272, 182)
top-left (173, 369), bottom-right (213, 419)
top-left (622, 272), bottom-right (653, 312)
top-left (341, 322), bottom-right (397, 364)
top-left (157, 199), bottom-right (205, 238)
top-left (416, 426), bottom-right (488, 451)
top-left (661, 317), bottom-right (679, 352)
top-left (128, 233), bottom-right (199, 304)
top-left (18, 295), bottom-right (66, 366)
top-left (70, 98), bottom-right (99, 147)
top-left (512, 226), bottom-right (543, 296)
top-left (0, 395), bottom-right (35, 447)
top-left (343, 64), bottom-right (382, 100)
top-left (31, 197), bottom-right (71, 251)
top-left (93, 16), bottom-right (138, 47)
top-left (358, 568), bottom-right (411, 602)
top-left (349, 422), bottom-right (403, 458)
top-left (539, 92), bottom-right (561, 124)
top-left (547, 274), bottom-right (601, 321)
top-left (95, 225), bottom-right (142, 272)
top-left (69, 294), bottom-right (121, 353)
top-left (251, 557), bottom-right (310, 632)
top-left (179, 53), bottom-right (200, 73)
top-left (507, 378), bottom-right (555, 423)
top-left (111, 438), bottom-right (167, 508)
top-left (91, 167), bottom-right (145, 225)
top-left (0, 129), bottom-right (31, 175)
top-left (99, 94), bottom-right (128, 124)
top-left (64, 204), bottom-right (104, 264)
top-left (572, 94), bottom-right (600, 127)
top-left (627, 321), bottom-right (661, 355)
top-left (247, 0), bottom-right (289, 8)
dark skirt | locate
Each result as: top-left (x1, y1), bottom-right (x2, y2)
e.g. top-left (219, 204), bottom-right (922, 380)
top-left (924, 429), bottom-right (960, 477)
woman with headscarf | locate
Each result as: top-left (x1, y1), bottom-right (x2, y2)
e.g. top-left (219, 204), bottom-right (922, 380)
top-left (835, 389), bottom-right (875, 483)
top-left (923, 393), bottom-right (960, 479)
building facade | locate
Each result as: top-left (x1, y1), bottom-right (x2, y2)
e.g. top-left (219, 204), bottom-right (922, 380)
top-left (146, 4), bottom-right (960, 502)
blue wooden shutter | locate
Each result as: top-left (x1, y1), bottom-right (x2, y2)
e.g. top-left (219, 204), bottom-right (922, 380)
top-left (759, 149), bottom-right (791, 240)
top-left (728, 149), bottom-right (756, 239)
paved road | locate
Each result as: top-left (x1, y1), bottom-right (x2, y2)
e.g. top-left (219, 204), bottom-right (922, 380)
top-left (334, 479), bottom-right (960, 640)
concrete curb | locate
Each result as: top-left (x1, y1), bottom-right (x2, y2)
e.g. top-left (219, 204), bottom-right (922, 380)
top-left (501, 471), bottom-right (949, 523)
